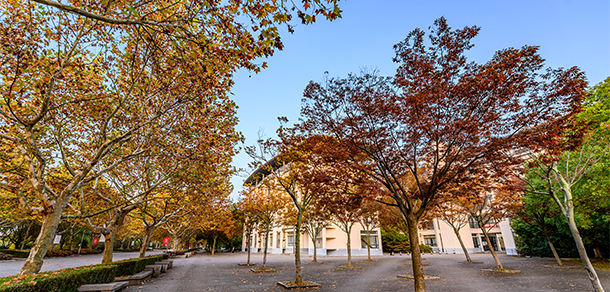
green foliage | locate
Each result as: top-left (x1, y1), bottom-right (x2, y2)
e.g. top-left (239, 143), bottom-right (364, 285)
top-left (511, 217), bottom-right (579, 258)
top-left (380, 227), bottom-right (410, 253)
top-left (0, 265), bottom-right (117, 292)
top-left (109, 255), bottom-right (163, 277)
top-left (0, 250), bottom-right (29, 258)
top-left (415, 244), bottom-right (434, 254)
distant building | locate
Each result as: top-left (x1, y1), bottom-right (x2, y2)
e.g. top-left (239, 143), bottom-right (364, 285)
top-left (419, 217), bottom-right (518, 255)
top-left (242, 156), bottom-right (382, 257)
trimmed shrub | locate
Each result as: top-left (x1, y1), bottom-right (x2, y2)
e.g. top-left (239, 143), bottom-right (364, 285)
top-left (0, 254), bottom-right (13, 261)
top-left (0, 265), bottom-right (117, 292)
top-left (404, 244), bottom-right (434, 254)
top-left (110, 255), bottom-right (163, 277)
top-left (46, 250), bottom-right (74, 257)
top-left (0, 250), bottom-right (29, 258)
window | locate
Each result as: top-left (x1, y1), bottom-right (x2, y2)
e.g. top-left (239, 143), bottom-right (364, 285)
top-left (360, 231), bottom-right (379, 249)
top-left (469, 217), bottom-right (480, 229)
top-left (472, 234), bottom-right (480, 248)
top-left (423, 235), bottom-right (437, 247)
top-left (269, 233), bottom-right (273, 247)
top-left (287, 234), bottom-right (294, 247)
top-left (276, 232), bottom-right (281, 248)
top-left (316, 238), bottom-right (322, 248)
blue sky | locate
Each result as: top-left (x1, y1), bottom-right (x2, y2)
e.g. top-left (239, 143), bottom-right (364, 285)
top-left (228, 0), bottom-right (610, 199)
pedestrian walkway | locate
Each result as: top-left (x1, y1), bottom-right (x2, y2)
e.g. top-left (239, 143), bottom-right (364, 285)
top-left (125, 252), bottom-right (610, 292)
top-left (0, 250), bottom-right (164, 278)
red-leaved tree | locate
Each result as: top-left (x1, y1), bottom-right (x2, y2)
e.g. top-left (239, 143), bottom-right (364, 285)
top-left (298, 17), bottom-right (586, 292)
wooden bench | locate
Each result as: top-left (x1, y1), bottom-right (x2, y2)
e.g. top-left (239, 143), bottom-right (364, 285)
top-left (77, 281), bottom-right (129, 292)
top-left (114, 270), bottom-right (153, 286)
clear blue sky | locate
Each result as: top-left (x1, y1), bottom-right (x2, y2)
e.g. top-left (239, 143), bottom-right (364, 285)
top-left (229, 0), bottom-right (610, 199)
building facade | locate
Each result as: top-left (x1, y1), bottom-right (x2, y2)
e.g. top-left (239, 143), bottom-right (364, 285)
top-left (243, 222), bottom-right (383, 257)
top-left (419, 217), bottom-right (518, 255)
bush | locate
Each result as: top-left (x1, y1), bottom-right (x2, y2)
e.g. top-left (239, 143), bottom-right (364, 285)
top-left (405, 244), bottom-right (433, 254)
top-left (0, 250), bottom-right (29, 258)
top-left (46, 250), bottom-right (74, 257)
top-left (0, 254), bottom-right (13, 261)
top-left (74, 249), bottom-right (103, 255)
top-left (109, 255), bottom-right (163, 277)
top-left (0, 265), bottom-right (117, 292)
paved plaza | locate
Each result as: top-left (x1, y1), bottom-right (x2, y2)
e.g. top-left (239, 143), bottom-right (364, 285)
top-left (1, 251), bottom-right (609, 291)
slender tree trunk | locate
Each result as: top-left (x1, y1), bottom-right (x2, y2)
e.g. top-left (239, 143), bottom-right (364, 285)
top-left (211, 236), bottom-right (217, 256)
top-left (139, 227), bottom-right (154, 258)
top-left (18, 210), bottom-right (62, 276)
top-left (346, 223), bottom-right (353, 267)
top-left (554, 173), bottom-right (605, 292)
top-left (246, 231), bottom-right (252, 265)
top-left (405, 212), bottom-right (425, 292)
top-left (20, 222), bottom-right (32, 250)
top-left (263, 227), bottom-right (269, 269)
top-left (311, 235), bottom-right (317, 262)
top-left (294, 208), bottom-right (303, 284)
top-left (478, 218), bottom-right (503, 270)
top-left (541, 225), bottom-right (563, 266)
top-left (565, 212), bottom-right (605, 291)
top-left (367, 231), bottom-right (371, 261)
top-left (453, 227), bottom-right (472, 262)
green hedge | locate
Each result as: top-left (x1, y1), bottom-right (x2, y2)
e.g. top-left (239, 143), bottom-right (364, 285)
top-left (0, 250), bottom-right (29, 258)
top-left (0, 265), bottom-right (117, 292)
top-left (110, 255), bottom-right (163, 277)
top-left (405, 244), bottom-right (434, 254)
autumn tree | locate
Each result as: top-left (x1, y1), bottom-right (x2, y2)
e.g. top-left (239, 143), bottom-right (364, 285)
top-left (357, 199), bottom-right (381, 261)
top-left (244, 183), bottom-right (288, 270)
top-left (298, 17), bottom-right (586, 291)
top-left (302, 200), bottom-right (331, 263)
top-left (0, 0), bottom-right (341, 275)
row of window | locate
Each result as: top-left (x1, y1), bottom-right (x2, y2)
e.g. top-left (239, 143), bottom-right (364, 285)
top-left (252, 231), bottom-right (379, 249)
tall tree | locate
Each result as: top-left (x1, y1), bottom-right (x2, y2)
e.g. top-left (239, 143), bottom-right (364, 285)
top-left (520, 78), bottom-right (609, 292)
top-left (299, 18), bottom-right (586, 291)
top-left (0, 0), bottom-right (341, 275)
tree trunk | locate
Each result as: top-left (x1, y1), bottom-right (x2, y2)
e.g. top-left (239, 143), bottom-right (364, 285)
top-left (593, 247), bottom-right (603, 259)
top-left (101, 230), bottom-right (116, 264)
top-left (367, 231), bottom-right (371, 261)
top-left (263, 227), bottom-right (269, 269)
top-left (139, 227), bottom-right (155, 258)
top-left (453, 227), bottom-right (472, 262)
top-left (246, 231), bottom-right (252, 265)
top-left (565, 212), bottom-right (605, 291)
top-left (553, 173), bottom-right (605, 292)
top-left (20, 222), bottom-right (32, 250)
top-left (311, 235), bottom-right (317, 263)
top-left (294, 208), bottom-right (303, 284)
top-left (478, 218), bottom-right (503, 270)
top-left (18, 210), bottom-right (62, 276)
top-left (346, 223), bottom-right (353, 267)
top-left (211, 236), bottom-right (217, 256)
top-left (405, 212), bottom-right (425, 292)
top-left (541, 225), bottom-right (563, 266)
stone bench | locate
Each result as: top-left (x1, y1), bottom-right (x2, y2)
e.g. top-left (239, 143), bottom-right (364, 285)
top-left (155, 261), bottom-right (169, 272)
top-left (114, 270), bottom-right (153, 286)
top-left (77, 281), bottom-right (129, 292)
top-left (144, 265), bottom-right (163, 277)
top-left (185, 252), bottom-right (193, 258)
top-left (158, 259), bottom-right (173, 269)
